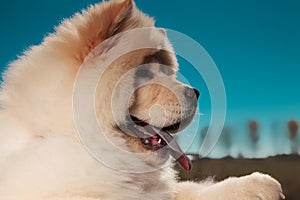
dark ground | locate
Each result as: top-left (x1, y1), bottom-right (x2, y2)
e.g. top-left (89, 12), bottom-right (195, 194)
top-left (177, 155), bottom-right (300, 200)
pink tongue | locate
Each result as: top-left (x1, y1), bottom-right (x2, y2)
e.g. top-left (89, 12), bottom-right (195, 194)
top-left (177, 154), bottom-right (193, 171)
top-left (150, 127), bottom-right (193, 171)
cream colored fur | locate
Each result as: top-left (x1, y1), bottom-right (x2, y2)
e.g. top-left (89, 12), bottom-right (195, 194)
top-left (0, 0), bottom-right (284, 199)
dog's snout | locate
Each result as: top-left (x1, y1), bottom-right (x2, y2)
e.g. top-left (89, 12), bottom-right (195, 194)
top-left (184, 87), bottom-right (200, 99)
top-left (193, 89), bottom-right (200, 99)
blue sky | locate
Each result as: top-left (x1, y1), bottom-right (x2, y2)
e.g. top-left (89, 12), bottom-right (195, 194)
top-left (0, 0), bottom-right (299, 157)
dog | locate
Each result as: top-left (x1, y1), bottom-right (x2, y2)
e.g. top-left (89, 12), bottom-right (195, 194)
top-left (0, 0), bottom-right (285, 199)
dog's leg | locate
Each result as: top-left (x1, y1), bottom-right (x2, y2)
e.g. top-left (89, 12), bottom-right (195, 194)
top-left (175, 172), bottom-right (284, 200)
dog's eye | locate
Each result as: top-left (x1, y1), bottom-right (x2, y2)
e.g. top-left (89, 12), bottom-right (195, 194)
top-left (136, 68), bottom-right (153, 78)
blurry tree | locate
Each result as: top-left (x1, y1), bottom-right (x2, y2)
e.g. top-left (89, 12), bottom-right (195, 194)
top-left (248, 120), bottom-right (259, 153)
top-left (199, 126), bottom-right (232, 157)
top-left (287, 120), bottom-right (299, 154)
top-left (200, 126), bottom-right (209, 141)
top-left (219, 126), bottom-right (232, 156)
top-left (237, 153), bottom-right (244, 159)
top-left (199, 126), bottom-right (209, 157)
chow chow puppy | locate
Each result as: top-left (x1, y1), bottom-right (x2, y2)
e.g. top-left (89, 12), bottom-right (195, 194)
top-left (0, 0), bottom-right (284, 199)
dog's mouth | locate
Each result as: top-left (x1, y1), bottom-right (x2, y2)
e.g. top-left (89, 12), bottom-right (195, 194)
top-left (126, 116), bottom-right (192, 171)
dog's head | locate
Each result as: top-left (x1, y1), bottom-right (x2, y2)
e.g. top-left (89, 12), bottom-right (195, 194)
top-left (80, 0), bottom-right (199, 171)
top-left (90, 29), bottom-right (199, 171)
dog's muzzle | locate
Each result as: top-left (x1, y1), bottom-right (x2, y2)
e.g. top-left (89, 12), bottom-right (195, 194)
top-left (123, 116), bottom-right (193, 171)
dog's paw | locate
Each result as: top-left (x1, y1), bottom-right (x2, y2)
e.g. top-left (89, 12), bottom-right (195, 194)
top-left (240, 172), bottom-right (285, 200)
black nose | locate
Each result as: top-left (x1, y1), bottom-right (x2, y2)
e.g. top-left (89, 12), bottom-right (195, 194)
top-left (184, 87), bottom-right (200, 99)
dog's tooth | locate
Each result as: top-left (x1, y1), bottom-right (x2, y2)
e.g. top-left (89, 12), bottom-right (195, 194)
top-left (158, 138), bottom-right (162, 144)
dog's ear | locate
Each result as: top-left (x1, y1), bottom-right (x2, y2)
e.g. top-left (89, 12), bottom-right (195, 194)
top-left (67, 0), bottom-right (153, 62)
top-left (108, 0), bottom-right (135, 36)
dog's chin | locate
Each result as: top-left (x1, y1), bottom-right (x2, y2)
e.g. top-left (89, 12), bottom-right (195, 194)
top-left (117, 114), bottom-right (194, 171)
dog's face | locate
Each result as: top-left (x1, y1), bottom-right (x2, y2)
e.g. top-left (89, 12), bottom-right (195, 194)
top-left (90, 29), bottom-right (199, 170)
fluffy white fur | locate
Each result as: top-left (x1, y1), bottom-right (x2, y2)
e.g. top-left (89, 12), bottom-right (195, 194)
top-left (0, 0), bottom-right (284, 199)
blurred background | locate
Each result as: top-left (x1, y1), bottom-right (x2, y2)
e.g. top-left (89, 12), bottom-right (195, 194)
top-left (0, 0), bottom-right (299, 199)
